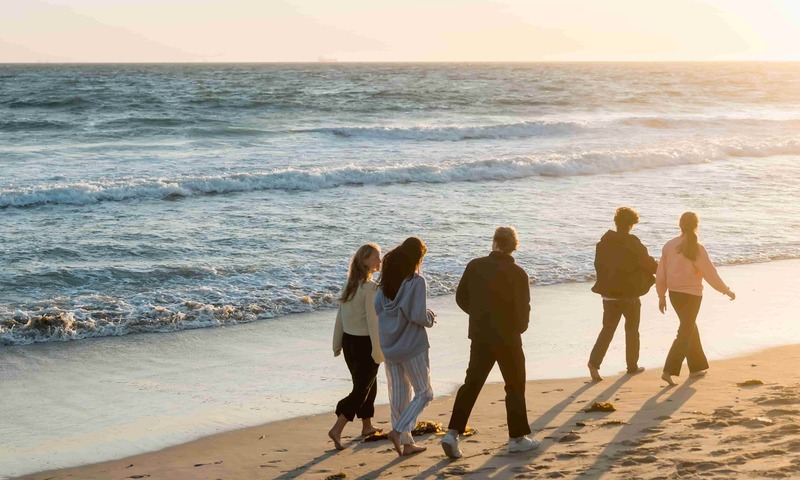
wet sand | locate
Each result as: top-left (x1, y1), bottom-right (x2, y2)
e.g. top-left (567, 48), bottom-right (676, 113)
top-left (16, 343), bottom-right (800, 479)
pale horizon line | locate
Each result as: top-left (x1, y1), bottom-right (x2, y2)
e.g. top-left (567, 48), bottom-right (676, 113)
top-left (2, 59), bottom-right (800, 65)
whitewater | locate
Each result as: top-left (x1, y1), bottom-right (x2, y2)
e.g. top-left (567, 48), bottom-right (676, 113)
top-left (1, 62), bottom-right (799, 346)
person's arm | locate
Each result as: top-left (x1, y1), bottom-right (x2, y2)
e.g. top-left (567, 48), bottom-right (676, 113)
top-left (696, 245), bottom-right (735, 299)
top-left (455, 262), bottom-right (471, 314)
top-left (364, 284), bottom-right (384, 364)
top-left (515, 269), bottom-right (531, 334)
top-left (638, 241), bottom-right (658, 275)
top-left (405, 276), bottom-right (435, 327)
top-left (656, 245), bottom-right (668, 313)
top-left (332, 305), bottom-right (343, 357)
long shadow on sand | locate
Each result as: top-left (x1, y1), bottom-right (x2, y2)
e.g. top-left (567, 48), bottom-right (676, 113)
top-left (272, 448), bottom-right (341, 479)
top-left (413, 376), bottom-right (630, 479)
top-left (579, 377), bottom-right (699, 477)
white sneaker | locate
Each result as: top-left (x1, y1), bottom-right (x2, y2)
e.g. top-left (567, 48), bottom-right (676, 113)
top-left (441, 432), bottom-right (462, 459)
top-left (508, 435), bottom-right (541, 453)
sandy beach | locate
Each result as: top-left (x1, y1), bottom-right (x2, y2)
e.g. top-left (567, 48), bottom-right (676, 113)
top-left (14, 342), bottom-right (800, 480)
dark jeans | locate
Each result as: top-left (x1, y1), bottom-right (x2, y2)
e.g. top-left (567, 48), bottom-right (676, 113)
top-left (335, 333), bottom-right (379, 421)
top-left (588, 298), bottom-right (641, 372)
top-left (448, 340), bottom-right (531, 438)
top-left (663, 291), bottom-right (708, 376)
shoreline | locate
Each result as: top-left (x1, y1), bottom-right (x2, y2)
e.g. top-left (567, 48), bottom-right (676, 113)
top-left (3, 258), bottom-right (800, 478)
top-left (15, 342), bottom-right (800, 479)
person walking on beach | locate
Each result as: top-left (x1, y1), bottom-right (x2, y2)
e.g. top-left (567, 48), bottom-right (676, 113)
top-left (587, 207), bottom-right (658, 381)
top-left (441, 226), bottom-right (539, 459)
top-left (375, 237), bottom-right (436, 456)
top-left (328, 243), bottom-right (385, 450)
top-left (658, 212), bottom-right (735, 386)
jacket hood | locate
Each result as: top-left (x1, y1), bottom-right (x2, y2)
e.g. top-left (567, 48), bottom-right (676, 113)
top-left (599, 230), bottom-right (641, 249)
top-left (376, 274), bottom-right (417, 314)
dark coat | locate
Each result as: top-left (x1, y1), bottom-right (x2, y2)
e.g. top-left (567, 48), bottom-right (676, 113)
top-left (455, 251), bottom-right (530, 345)
top-left (591, 230), bottom-right (658, 298)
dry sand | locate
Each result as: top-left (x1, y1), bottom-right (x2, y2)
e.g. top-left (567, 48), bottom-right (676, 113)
top-left (16, 343), bottom-right (800, 479)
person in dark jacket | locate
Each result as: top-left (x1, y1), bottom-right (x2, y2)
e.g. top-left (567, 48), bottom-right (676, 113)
top-left (587, 207), bottom-right (658, 381)
top-left (441, 226), bottom-right (539, 459)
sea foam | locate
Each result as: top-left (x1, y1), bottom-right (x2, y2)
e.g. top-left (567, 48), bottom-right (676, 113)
top-left (2, 136), bottom-right (797, 208)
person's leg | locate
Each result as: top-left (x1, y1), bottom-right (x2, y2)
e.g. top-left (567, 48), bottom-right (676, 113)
top-left (395, 351), bottom-right (434, 455)
top-left (588, 300), bottom-right (623, 380)
top-left (663, 292), bottom-right (702, 377)
top-left (622, 298), bottom-right (642, 373)
top-left (681, 295), bottom-right (709, 374)
top-left (351, 335), bottom-right (380, 435)
top-left (495, 342), bottom-right (531, 439)
top-left (385, 360), bottom-right (411, 455)
top-left (330, 333), bottom-right (366, 449)
top-left (448, 341), bottom-right (496, 434)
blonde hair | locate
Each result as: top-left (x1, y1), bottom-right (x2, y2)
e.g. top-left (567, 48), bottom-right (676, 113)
top-left (340, 243), bottom-right (380, 302)
top-left (493, 226), bottom-right (519, 254)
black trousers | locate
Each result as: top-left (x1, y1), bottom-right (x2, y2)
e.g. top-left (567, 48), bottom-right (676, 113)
top-left (588, 298), bottom-right (641, 372)
top-left (335, 333), bottom-right (379, 421)
top-left (663, 291), bottom-right (708, 376)
top-left (448, 340), bottom-right (531, 438)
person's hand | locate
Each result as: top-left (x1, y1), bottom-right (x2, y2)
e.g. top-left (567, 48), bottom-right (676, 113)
top-left (658, 297), bottom-right (667, 314)
top-left (427, 309), bottom-right (437, 324)
top-left (726, 290), bottom-right (736, 301)
top-left (334, 348), bottom-right (342, 357)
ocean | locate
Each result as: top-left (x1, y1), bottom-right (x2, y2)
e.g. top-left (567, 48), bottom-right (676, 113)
top-left (2, 62), bottom-right (799, 346)
top-left (2, 62), bottom-right (800, 477)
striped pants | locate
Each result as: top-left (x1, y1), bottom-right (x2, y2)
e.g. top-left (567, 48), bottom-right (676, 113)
top-left (385, 350), bottom-right (434, 445)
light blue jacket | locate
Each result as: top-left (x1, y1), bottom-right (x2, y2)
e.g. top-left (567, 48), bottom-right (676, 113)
top-left (374, 274), bottom-right (435, 363)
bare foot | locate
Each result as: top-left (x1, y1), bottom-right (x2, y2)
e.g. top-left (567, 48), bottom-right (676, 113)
top-left (402, 443), bottom-right (427, 456)
top-left (627, 366), bottom-right (645, 375)
top-left (588, 362), bottom-right (603, 382)
top-left (328, 429), bottom-right (343, 450)
top-left (661, 372), bottom-right (677, 386)
top-left (387, 430), bottom-right (403, 456)
top-left (361, 427), bottom-right (383, 437)
top-left (690, 370), bottom-right (708, 378)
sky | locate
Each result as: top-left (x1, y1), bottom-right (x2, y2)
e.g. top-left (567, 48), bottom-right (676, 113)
top-left (2, 0), bottom-right (800, 62)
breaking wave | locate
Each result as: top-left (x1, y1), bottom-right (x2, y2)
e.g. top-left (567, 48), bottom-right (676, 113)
top-left (2, 136), bottom-right (798, 208)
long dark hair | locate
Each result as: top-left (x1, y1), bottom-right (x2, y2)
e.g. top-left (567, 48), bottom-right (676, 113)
top-left (340, 243), bottom-right (380, 302)
top-left (677, 211), bottom-right (699, 261)
top-left (378, 237), bottom-right (427, 300)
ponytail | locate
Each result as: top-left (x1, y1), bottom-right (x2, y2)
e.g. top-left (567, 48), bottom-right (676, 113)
top-left (677, 211), bottom-right (699, 261)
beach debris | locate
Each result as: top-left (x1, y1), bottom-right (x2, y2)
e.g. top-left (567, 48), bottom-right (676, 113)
top-left (598, 419), bottom-right (626, 427)
top-left (584, 402), bottom-right (616, 412)
top-left (258, 435), bottom-right (265, 440)
top-left (362, 431), bottom-right (388, 442)
top-left (559, 432), bottom-right (581, 442)
top-left (413, 420), bottom-right (444, 434)
top-left (363, 421), bottom-right (476, 442)
top-left (713, 408), bottom-right (741, 418)
top-left (737, 379), bottom-right (764, 387)
top-left (324, 473), bottom-right (347, 480)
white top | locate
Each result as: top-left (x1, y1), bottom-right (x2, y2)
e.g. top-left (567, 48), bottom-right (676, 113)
top-left (332, 280), bottom-right (384, 363)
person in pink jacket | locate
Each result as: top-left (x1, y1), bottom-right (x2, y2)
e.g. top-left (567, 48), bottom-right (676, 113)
top-left (656, 212), bottom-right (736, 386)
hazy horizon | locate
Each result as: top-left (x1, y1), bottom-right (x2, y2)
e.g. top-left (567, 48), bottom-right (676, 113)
top-left (3, 0), bottom-right (800, 63)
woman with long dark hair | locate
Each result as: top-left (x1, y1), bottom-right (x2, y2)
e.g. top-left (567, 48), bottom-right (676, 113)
top-left (657, 212), bottom-right (735, 386)
top-left (375, 237), bottom-right (436, 456)
top-left (328, 243), bottom-right (384, 450)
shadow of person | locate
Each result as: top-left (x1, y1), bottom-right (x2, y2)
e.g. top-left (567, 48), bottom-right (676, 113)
top-left (579, 377), bottom-right (699, 477)
top-left (413, 375), bottom-right (633, 479)
top-left (272, 448), bottom-right (340, 479)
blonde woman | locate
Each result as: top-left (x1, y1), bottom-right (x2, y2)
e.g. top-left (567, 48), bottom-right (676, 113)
top-left (657, 212), bottom-right (735, 386)
top-left (328, 243), bottom-right (384, 450)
